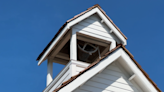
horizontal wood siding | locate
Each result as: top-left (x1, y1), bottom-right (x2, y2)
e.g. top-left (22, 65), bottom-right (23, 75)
top-left (72, 14), bottom-right (115, 42)
top-left (73, 63), bottom-right (141, 92)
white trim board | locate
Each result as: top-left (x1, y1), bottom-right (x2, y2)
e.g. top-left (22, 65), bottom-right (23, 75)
top-left (38, 7), bottom-right (127, 65)
top-left (58, 48), bottom-right (158, 92)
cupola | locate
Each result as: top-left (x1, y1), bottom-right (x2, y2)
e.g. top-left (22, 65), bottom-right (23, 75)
top-left (36, 4), bottom-right (127, 91)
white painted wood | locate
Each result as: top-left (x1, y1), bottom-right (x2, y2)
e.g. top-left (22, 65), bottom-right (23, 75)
top-left (77, 21), bottom-right (111, 34)
top-left (79, 85), bottom-right (113, 92)
top-left (74, 28), bottom-right (112, 40)
top-left (77, 35), bottom-right (109, 47)
top-left (51, 31), bottom-right (71, 57)
top-left (58, 48), bottom-right (158, 92)
top-left (95, 73), bottom-right (133, 85)
top-left (75, 66), bottom-right (86, 75)
top-left (84, 81), bottom-right (134, 92)
top-left (74, 28), bottom-right (116, 50)
top-left (52, 58), bottom-right (68, 65)
top-left (38, 26), bottom-right (69, 65)
top-left (129, 74), bottom-right (136, 81)
top-left (120, 49), bottom-right (158, 92)
top-left (130, 80), bottom-right (144, 92)
top-left (95, 8), bottom-right (127, 45)
top-left (106, 64), bottom-right (122, 72)
top-left (47, 59), bottom-right (53, 86)
top-left (44, 60), bottom-right (90, 92)
top-left (70, 29), bottom-right (77, 61)
top-left (56, 52), bottom-right (69, 60)
top-left (49, 68), bottom-right (70, 92)
top-left (82, 19), bottom-right (107, 29)
top-left (90, 77), bottom-right (135, 91)
top-left (43, 61), bottom-right (72, 92)
top-left (57, 73), bottom-right (71, 88)
top-left (59, 48), bottom-right (121, 92)
top-left (72, 63), bottom-right (139, 92)
top-left (42, 8), bottom-right (158, 92)
top-left (73, 89), bottom-right (89, 92)
top-left (102, 69), bottom-right (126, 77)
top-left (76, 67), bottom-right (85, 72)
top-left (70, 62), bottom-right (77, 76)
top-left (38, 7), bottom-right (127, 65)
top-left (72, 14), bottom-right (117, 51)
top-left (110, 40), bottom-right (116, 51)
top-left (74, 26), bottom-right (113, 39)
top-left (73, 18), bottom-right (113, 39)
top-left (72, 60), bottom-right (90, 75)
top-left (71, 60), bottom-right (90, 68)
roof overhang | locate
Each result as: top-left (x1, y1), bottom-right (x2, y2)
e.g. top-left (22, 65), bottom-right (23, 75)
top-left (55, 47), bottom-right (160, 92)
top-left (37, 5), bottom-right (127, 65)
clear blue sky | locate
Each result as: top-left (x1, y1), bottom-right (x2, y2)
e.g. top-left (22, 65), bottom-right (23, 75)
top-left (0, 0), bottom-right (163, 92)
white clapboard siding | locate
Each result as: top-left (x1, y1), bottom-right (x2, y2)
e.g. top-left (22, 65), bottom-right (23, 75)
top-left (84, 81), bottom-right (133, 92)
top-left (106, 64), bottom-right (122, 72)
top-left (73, 89), bottom-right (90, 92)
top-left (95, 73), bottom-right (132, 85)
top-left (73, 63), bottom-right (142, 92)
top-left (78, 85), bottom-right (113, 92)
top-left (73, 25), bottom-right (112, 39)
top-left (77, 21), bottom-right (111, 34)
top-left (72, 14), bottom-right (115, 42)
top-left (90, 77), bottom-right (134, 91)
top-left (82, 19), bottom-right (110, 31)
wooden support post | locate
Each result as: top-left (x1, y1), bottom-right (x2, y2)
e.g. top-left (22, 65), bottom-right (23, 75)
top-left (110, 41), bottom-right (116, 50)
top-left (70, 29), bottom-right (77, 60)
top-left (47, 59), bottom-right (53, 86)
top-left (70, 29), bottom-right (77, 76)
top-left (70, 62), bottom-right (77, 76)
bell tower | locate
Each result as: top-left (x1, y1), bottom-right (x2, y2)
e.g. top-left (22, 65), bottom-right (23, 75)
top-left (36, 4), bottom-right (127, 92)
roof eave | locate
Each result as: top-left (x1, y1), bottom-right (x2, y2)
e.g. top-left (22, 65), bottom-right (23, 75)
top-left (36, 4), bottom-right (127, 62)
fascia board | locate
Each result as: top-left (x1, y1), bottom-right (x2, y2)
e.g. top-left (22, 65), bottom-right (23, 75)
top-left (38, 25), bottom-right (69, 65)
top-left (58, 48), bottom-right (158, 92)
top-left (38, 8), bottom-right (98, 65)
top-left (68, 7), bottom-right (127, 45)
top-left (120, 49), bottom-right (158, 92)
top-left (58, 48), bottom-right (122, 92)
top-left (67, 8), bottom-right (98, 27)
top-left (38, 7), bottom-right (127, 65)
top-left (95, 8), bottom-right (127, 45)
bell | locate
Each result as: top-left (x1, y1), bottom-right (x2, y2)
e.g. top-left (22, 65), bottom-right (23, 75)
top-left (78, 43), bottom-right (98, 62)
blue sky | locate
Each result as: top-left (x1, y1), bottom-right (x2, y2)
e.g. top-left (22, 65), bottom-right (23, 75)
top-left (0, 0), bottom-right (163, 92)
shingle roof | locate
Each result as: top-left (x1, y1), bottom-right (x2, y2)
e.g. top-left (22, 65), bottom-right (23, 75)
top-left (36, 4), bottom-right (127, 61)
top-left (53, 44), bottom-right (161, 92)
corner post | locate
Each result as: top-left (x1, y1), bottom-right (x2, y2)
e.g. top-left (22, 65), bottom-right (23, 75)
top-left (47, 59), bottom-right (53, 86)
top-left (110, 40), bottom-right (116, 51)
top-left (70, 28), bottom-right (77, 76)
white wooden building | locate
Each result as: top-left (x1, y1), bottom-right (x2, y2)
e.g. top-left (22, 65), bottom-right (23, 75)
top-left (36, 4), bottom-right (161, 92)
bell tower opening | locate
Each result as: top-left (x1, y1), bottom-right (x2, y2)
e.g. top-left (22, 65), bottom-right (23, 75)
top-left (77, 40), bottom-right (106, 63)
